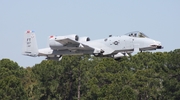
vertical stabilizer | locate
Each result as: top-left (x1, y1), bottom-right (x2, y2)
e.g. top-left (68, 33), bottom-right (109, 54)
top-left (22, 30), bottom-right (38, 57)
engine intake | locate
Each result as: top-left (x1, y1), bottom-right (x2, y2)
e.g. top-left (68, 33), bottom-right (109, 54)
top-left (78, 37), bottom-right (91, 42)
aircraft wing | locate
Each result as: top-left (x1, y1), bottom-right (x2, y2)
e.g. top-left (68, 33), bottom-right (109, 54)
top-left (55, 38), bottom-right (80, 47)
top-left (55, 38), bottom-right (94, 50)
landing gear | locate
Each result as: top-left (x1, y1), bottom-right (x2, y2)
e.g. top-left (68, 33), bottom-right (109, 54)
top-left (46, 55), bottom-right (62, 61)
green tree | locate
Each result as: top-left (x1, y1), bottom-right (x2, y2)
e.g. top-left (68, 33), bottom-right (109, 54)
top-left (84, 57), bottom-right (137, 100)
top-left (161, 49), bottom-right (180, 100)
top-left (0, 59), bottom-right (27, 100)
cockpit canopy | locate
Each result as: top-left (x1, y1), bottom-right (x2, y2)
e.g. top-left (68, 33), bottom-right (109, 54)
top-left (125, 31), bottom-right (149, 38)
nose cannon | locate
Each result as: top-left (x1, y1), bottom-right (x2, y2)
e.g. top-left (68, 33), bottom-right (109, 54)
top-left (151, 40), bottom-right (163, 49)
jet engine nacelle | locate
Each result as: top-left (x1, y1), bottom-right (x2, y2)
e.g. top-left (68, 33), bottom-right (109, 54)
top-left (49, 36), bottom-right (63, 49)
top-left (78, 37), bottom-right (91, 42)
top-left (55, 34), bottom-right (79, 41)
top-left (49, 34), bottom-right (79, 49)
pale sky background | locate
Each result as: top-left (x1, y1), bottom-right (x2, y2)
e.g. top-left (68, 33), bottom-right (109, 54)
top-left (0, 1), bottom-right (180, 67)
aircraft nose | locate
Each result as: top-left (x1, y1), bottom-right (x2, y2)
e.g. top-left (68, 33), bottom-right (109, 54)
top-left (151, 40), bottom-right (163, 49)
top-left (154, 40), bottom-right (161, 45)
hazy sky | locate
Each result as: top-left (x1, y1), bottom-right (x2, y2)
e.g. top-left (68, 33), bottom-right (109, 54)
top-left (0, 1), bottom-right (180, 67)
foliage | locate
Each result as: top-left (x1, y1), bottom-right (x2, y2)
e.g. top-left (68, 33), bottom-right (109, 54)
top-left (1, 49), bottom-right (180, 99)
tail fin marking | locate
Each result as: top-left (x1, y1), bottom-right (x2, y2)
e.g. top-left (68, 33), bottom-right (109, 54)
top-left (22, 30), bottom-right (39, 57)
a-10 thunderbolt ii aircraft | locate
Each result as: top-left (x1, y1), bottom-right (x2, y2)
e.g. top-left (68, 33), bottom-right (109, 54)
top-left (22, 30), bottom-right (163, 61)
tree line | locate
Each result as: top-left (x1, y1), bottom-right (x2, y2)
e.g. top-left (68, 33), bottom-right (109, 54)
top-left (0, 49), bottom-right (180, 100)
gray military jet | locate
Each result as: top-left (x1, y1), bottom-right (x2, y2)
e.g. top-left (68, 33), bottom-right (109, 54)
top-left (22, 30), bottom-right (163, 61)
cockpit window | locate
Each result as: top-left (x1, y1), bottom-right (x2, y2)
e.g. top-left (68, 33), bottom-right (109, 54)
top-left (125, 31), bottom-right (149, 38)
